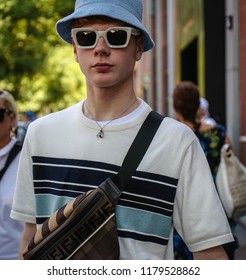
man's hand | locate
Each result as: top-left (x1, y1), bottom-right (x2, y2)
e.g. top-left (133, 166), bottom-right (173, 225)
top-left (18, 222), bottom-right (36, 260)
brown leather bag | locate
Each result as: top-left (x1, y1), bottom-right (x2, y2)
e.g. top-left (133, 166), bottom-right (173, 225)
top-left (23, 179), bottom-right (120, 260)
top-left (23, 111), bottom-right (164, 260)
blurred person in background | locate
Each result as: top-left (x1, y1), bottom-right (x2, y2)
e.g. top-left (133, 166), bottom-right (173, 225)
top-left (197, 97), bottom-right (217, 128)
top-left (172, 81), bottom-right (238, 259)
top-left (0, 90), bottom-right (23, 259)
top-left (16, 110), bottom-right (36, 145)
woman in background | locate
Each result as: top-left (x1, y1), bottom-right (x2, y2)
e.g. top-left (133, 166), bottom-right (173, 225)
top-left (0, 90), bottom-right (23, 259)
top-left (172, 81), bottom-right (238, 259)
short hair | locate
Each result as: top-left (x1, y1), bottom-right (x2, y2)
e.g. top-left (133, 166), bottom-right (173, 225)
top-left (173, 81), bottom-right (200, 126)
top-left (0, 90), bottom-right (18, 128)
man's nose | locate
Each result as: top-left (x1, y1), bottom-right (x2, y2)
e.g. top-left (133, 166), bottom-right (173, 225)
top-left (94, 36), bottom-right (111, 56)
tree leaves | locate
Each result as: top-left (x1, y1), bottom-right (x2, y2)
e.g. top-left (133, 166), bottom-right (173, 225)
top-left (0, 0), bottom-right (85, 114)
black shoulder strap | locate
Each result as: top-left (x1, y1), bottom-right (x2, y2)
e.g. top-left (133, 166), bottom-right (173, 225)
top-left (112, 110), bottom-right (164, 191)
top-left (0, 142), bottom-right (22, 181)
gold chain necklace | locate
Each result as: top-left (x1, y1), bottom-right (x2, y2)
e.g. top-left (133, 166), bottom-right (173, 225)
top-left (84, 98), bottom-right (138, 139)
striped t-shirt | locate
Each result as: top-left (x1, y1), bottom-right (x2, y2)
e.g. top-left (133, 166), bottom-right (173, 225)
top-left (11, 99), bottom-right (234, 259)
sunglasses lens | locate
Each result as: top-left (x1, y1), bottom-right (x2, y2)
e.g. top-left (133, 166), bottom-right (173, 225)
top-left (76, 31), bottom-right (97, 47)
top-left (107, 30), bottom-right (127, 46)
top-left (0, 109), bottom-right (5, 122)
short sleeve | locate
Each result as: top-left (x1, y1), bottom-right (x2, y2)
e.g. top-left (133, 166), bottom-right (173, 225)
top-left (173, 138), bottom-right (234, 252)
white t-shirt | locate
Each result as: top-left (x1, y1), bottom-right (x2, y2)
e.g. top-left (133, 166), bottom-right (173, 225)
top-left (11, 99), bottom-right (233, 259)
top-left (0, 138), bottom-right (23, 259)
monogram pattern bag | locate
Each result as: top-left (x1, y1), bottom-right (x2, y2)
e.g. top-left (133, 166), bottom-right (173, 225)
top-left (23, 111), bottom-right (164, 260)
top-left (23, 180), bottom-right (119, 260)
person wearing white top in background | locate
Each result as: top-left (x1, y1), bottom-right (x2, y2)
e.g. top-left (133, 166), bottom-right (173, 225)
top-left (0, 90), bottom-right (23, 259)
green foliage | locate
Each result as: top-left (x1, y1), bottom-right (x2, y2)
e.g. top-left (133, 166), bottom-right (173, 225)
top-left (0, 0), bottom-right (86, 115)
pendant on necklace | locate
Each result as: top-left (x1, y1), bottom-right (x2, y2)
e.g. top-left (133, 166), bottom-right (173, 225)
top-left (97, 129), bottom-right (104, 139)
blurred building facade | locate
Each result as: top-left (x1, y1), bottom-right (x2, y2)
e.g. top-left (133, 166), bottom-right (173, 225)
top-left (136, 0), bottom-right (246, 164)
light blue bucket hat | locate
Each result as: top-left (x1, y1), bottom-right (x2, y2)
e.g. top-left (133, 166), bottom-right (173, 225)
top-left (56, 0), bottom-right (154, 52)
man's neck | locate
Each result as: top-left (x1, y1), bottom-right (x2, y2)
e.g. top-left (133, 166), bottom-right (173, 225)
top-left (84, 95), bottom-right (139, 122)
top-left (84, 83), bottom-right (139, 121)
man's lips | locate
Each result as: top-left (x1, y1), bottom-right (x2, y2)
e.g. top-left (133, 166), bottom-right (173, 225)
top-left (93, 63), bottom-right (113, 71)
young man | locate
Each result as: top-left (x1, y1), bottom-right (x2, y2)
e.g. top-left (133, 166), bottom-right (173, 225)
top-left (11, 0), bottom-right (234, 260)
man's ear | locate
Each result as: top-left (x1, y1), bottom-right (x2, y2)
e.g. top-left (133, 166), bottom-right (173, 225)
top-left (74, 53), bottom-right (78, 62)
top-left (136, 37), bottom-right (144, 61)
top-left (73, 41), bottom-right (79, 63)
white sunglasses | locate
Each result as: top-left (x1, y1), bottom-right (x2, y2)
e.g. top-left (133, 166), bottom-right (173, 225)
top-left (71, 26), bottom-right (141, 49)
